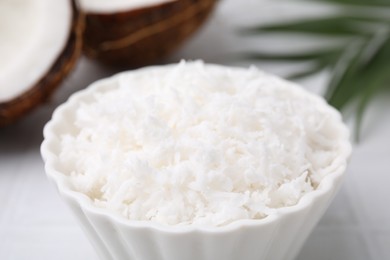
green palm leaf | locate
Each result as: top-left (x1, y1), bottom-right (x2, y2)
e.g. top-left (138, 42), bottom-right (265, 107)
top-left (327, 31), bottom-right (390, 109)
top-left (242, 48), bottom-right (342, 63)
top-left (287, 62), bottom-right (328, 80)
top-left (243, 17), bottom-right (381, 37)
top-left (242, 49), bottom-right (341, 80)
top-left (355, 72), bottom-right (390, 142)
top-left (241, 0), bottom-right (390, 141)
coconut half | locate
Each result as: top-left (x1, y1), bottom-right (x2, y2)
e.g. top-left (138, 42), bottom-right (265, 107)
top-left (79, 0), bottom-right (217, 67)
top-left (0, 0), bottom-right (83, 126)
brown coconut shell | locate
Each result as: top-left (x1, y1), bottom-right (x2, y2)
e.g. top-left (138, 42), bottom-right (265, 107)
top-left (82, 0), bottom-right (218, 68)
top-left (0, 0), bottom-right (84, 127)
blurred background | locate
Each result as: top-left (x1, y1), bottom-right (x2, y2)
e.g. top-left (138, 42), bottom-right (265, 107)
top-left (0, 0), bottom-right (389, 259)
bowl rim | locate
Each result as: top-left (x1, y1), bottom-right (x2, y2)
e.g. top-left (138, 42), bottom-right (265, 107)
top-left (41, 62), bottom-right (352, 234)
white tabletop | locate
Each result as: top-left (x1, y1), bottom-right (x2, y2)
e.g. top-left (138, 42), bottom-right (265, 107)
top-left (1, 0), bottom-right (389, 259)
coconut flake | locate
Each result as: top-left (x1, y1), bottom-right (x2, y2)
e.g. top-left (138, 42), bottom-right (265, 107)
top-left (59, 61), bottom-right (348, 226)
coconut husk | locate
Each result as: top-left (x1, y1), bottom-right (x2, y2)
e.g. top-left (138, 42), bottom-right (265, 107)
top-left (0, 0), bottom-right (84, 127)
top-left (83, 0), bottom-right (218, 68)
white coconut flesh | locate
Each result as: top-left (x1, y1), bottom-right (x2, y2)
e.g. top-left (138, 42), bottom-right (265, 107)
top-left (0, 0), bottom-right (72, 103)
top-left (78, 0), bottom-right (176, 13)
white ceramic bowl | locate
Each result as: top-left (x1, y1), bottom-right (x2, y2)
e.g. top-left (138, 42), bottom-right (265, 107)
top-left (41, 64), bottom-right (351, 260)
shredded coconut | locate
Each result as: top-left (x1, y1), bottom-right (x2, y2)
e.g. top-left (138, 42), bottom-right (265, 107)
top-left (59, 61), bottom-right (347, 226)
